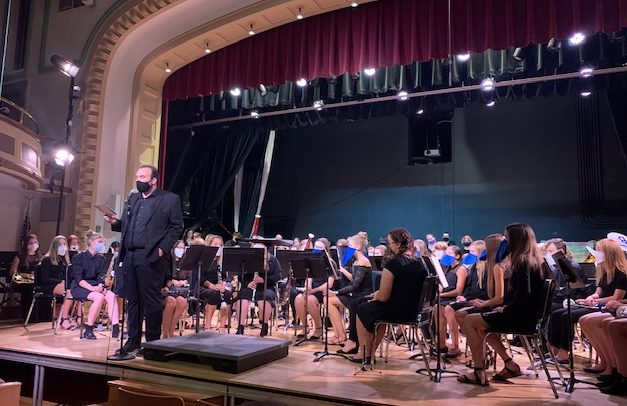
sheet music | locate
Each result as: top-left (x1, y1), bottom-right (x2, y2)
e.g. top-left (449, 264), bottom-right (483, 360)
top-left (431, 255), bottom-right (449, 289)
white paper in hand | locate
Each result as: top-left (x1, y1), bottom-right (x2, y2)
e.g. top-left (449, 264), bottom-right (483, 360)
top-left (431, 255), bottom-right (449, 289)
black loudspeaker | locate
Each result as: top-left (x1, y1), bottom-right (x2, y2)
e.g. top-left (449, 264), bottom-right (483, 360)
top-left (408, 110), bottom-right (453, 165)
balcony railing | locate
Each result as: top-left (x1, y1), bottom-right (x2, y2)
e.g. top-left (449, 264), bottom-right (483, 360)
top-left (0, 97), bottom-right (39, 134)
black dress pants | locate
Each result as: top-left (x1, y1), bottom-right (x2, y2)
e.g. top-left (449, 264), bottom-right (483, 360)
top-left (123, 250), bottom-right (168, 343)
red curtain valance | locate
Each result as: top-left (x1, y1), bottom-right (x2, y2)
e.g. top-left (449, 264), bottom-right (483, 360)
top-left (163, 0), bottom-right (627, 101)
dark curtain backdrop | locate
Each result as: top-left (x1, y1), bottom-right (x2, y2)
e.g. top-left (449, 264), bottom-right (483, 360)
top-left (163, 0), bottom-right (627, 101)
top-left (164, 124), bottom-right (267, 229)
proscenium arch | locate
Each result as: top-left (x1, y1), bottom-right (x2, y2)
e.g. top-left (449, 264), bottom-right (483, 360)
top-left (77, 0), bottom-right (365, 239)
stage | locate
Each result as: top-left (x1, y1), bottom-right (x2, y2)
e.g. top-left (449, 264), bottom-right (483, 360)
top-left (0, 322), bottom-right (620, 405)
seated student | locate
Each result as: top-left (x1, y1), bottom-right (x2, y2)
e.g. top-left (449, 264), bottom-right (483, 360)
top-left (293, 238), bottom-right (336, 341)
top-left (10, 234), bottom-right (41, 321)
top-left (39, 235), bottom-right (75, 330)
top-left (549, 239), bottom-right (627, 363)
top-left (459, 223), bottom-right (551, 386)
top-left (354, 228), bottom-right (428, 363)
top-left (326, 233), bottom-right (372, 350)
top-left (445, 240), bottom-right (489, 357)
top-left (234, 243), bottom-right (281, 337)
top-left (579, 298), bottom-right (627, 391)
top-left (161, 240), bottom-right (189, 338)
top-left (544, 238), bottom-right (588, 311)
top-left (70, 231), bottom-right (119, 340)
top-left (434, 245), bottom-right (468, 357)
top-left (199, 235), bottom-right (232, 332)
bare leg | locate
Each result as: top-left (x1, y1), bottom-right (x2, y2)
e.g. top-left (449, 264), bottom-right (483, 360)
top-left (162, 297), bottom-right (176, 338)
top-left (257, 300), bottom-right (272, 324)
top-left (306, 295), bottom-right (322, 332)
top-left (445, 305), bottom-right (460, 352)
top-left (204, 304), bottom-right (217, 331)
top-left (580, 313), bottom-right (612, 373)
top-left (608, 319), bottom-right (627, 376)
top-left (435, 305), bottom-right (448, 350)
top-left (104, 290), bottom-right (119, 325)
top-left (294, 294), bottom-right (307, 331)
top-left (170, 297), bottom-right (187, 337)
top-left (236, 299), bottom-right (250, 328)
top-left (86, 293), bottom-right (105, 326)
top-left (219, 305), bottom-right (231, 332)
top-left (327, 296), bottom-right (346, 342)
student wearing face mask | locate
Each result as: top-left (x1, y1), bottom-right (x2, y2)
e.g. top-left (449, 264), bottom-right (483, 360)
top-left (10, 233), bottom-right (41, 320)
top-left (442, 232), bottom-right (456, 247)
top-left (461, 235), bottom-right (473, 253)
top-left (199, 235), bottom-right (232, 333)
top-left (39, 236), bottom-right (75, 330)
top-left (161, 240), bottom-right (189, 338)
top-left (70, 231), bottom-right (120, 340)
top-left (425, 234), bottom-right (437, 252)
top-left (68, 234), bottom-right (81, 252)
top-left (434, 245), bottom-right (468, 357)
top-left (543, 238), bottom-right (587, 311)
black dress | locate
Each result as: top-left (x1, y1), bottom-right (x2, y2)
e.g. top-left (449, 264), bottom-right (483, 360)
top-left (482, 263), bottom-right (548, 333)
top-left (337, 265), bottom-right (373, 311)
top-left (450, 263), bottom-right (489, 311)
top-left (39, 256), bottom-right (68, 295)
top-left (439, 263), bottom-right (462, 306)
top-left (199, 262), bottom-right (232, 306)
top-left (356, 255), bottom-right (428, 332)
top-left (70, 251), bottom-right (107, 300)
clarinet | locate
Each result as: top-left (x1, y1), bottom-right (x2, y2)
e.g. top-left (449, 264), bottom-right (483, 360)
top-left (217, 264), bottom-right (227, 309)
top-left (251, 271), bottom-right (259, 309)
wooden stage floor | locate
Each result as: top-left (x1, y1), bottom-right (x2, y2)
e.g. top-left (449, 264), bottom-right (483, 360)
top-left (0, 322), bottom-right (623, 405)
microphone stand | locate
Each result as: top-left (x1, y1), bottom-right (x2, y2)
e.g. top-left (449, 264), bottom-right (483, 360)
top-left (108, 263), bottom-right (135, 361)
top-left (313, 279), bottom-right (347, 362)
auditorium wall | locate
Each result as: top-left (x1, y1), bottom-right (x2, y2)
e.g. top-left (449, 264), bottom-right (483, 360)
top-left (262, 93), bottom-right (627, 243)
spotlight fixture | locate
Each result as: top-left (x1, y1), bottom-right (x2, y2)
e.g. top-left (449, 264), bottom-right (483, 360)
top-left (581, 90), bottom-right (592, 97)
top-left (351, 1), bottom-right (358, 7)
top-left (512, 47), bottom-right (524, 61)
top-left (568, 32), bottom-right (586, 46)
top-left (397, 91), bottom-right (408, 101)
top-left (248, 24), bottom-right (255, 36)
top-left (164, 63), bottom-right (172, 73)
top-left (296, 78), bottom-right (307, 87)
top-left (50, 55), bottom-right (79, 77)
top-left (204, 42), bottom-right (211, 54)
top-left (313, 100), bottom-right (324, 111)
top-left (486, 100), bottom-right (496, 107)
top-left (296, 8), bottom-right (304, 20)
top-left (54, 146), bottom-right (75, 167)
top-left (258, 84), bottom-right (268, 96)
top-left (364, 68), bottom-right (376, 76)
top-left (580, 80), bottom-right (593, 97)
top-left (416, 108), bottom-right (424, 115)
top-left (480, 78), bottom-right (494, 92)
top-left (579, 66), bottom-right (594, 78)
top-left (456, 53), bottom-right (471, 62)
top-left (416, 97), bottom-right (425, 115)
top-left (251, 110), bottom-right (260, 118)
top-left (230, 88), bottom-right (241, 97)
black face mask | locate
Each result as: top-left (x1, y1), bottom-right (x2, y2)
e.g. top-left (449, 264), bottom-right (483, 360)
top-left (136, 180), bottom-right (152, 193)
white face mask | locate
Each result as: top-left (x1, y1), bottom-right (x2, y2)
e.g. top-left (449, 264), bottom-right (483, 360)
top-left (216, 246), bottom-right (223, 257)
top-left (28, 243), bottom-right (39, 252)
top-left (586, 246), bottom-right (605, 266)
top-left (57, 244), bottom-right (67, 256)
top-left (174, 247), bottom-right (185, 259)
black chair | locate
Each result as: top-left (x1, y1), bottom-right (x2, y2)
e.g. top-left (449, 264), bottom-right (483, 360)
top-left (482, 279), bottom-right (565, 399)
top-left (370, 276), bottom-right (438, 378)
top-left (24, 263), bottom-right (60, 328)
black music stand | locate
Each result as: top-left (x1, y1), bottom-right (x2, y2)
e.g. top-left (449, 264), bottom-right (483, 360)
top-left (222, 247), bottom-right (265, 334)
top-left (288, 251), bottom-right (324, 348)
top-left (179, 245), bottom-right (218, 333)
top-left (275, 249), bottom-right (293, 330)
top-left (415, 255), bottom-right (459, 382)
top-left (552, 251), bottom-right (596, 393)
top-left (107, 256), bottom-right (135, 361)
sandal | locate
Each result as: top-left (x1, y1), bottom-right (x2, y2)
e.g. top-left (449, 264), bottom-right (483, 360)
top-left (337, 346), bottom-right (358, 355)
top-left (328, 337), bottom-right (346, 345)
top-left (493, 359), bottom-right (522, 381)
top-left (60, 318), bottom-right (75, 331)
top-left (457, 368), bottom-right (489, 386)
top-left (444, 349), bottom-right (461, 359)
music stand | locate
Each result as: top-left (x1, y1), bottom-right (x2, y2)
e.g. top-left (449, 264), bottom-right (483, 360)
top-left (415, 255), bottom-right (459, 382)
top-left (552, 251), bottom-right (596, 393)
top-left (107, 253), bottom-right (132, 361)
top-left (275, 250), bottom-right (293, 330)
top-left (179, 245), bottom-right (219, 333)
top-left (368, 255), bottom-right (383, 272)
top-left (288, 251), bottom-right (325, 346)
top-left (222, 247), bottom-right (266, 334)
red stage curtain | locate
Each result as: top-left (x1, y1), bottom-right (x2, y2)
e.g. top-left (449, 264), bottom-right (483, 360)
top-left (163, 0), bottom-right (627, 101)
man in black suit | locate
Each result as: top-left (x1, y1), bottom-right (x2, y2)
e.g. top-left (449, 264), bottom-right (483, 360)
top-left (104, 164), bottom-right (183, 353)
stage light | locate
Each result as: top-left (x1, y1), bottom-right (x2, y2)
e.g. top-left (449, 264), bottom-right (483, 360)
top-left (512, 47), bottom-right (523, 61)
top-left (416, 97), bottom-right (425, 115)
top-left (54, 146), bottom-right (75, 167)
top-left (164, 63), bottom-right (172, 73)
top-left (230, 88), bottom-right (241, 97)
top-left (351, 1), bottom-right (358, 7)
top-left (456, 53), bottom-right (471, 62)
top-left (416, 108), bottom-right (424, 115)
top-left (398, 91), bottom-right (408, 101)
top-left (296, 78), bottom-right (307, 87)
top-left (204, 42), bottom-right (211, 54)
top-left (50, 55), bottom-right (79, 77)
top-left (486, 100), bottom-right (496, 107)
top-left (248, 24), bottom-right (255, 36)
top-left (364, 68), bottom-right (376, 76)
top-left (481, 78), bottom-right (494, 92)
top-left (569, 32), bottom-right (585, 46)
top-left (297, 8), bottom-right (304, 19)
top-left (581, 90), bottom-right (592, 97)
top-left (258, 84), bottom-right (268, 96)
top-left (579, 66), bottom-right (594, 78)
top-left (313, 100), bottom-right (324, 111)
top-left (251, 111), bottom-right (259, 118)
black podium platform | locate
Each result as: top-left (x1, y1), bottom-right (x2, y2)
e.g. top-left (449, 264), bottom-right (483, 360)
top-left (141, 332), bottom-right (290, 373)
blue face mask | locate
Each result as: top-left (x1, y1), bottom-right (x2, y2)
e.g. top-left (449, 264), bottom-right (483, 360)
top-left (341, 247), bottom-right (357, 266)
top-left (462, 253), bottom-right (478, 266)
top-left (312, 249), bottom-right (321, 254)
top-left (94, 242), bottom-right (106, 254)
top-left (495, 240), bottom-right (508, 263)
top-left (440, 253), bottom-right (456, 267)
top-left (479, 249), bottom-right (487, 261)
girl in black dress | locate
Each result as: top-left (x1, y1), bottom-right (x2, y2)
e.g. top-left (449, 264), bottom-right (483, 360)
top-left (354, 228), bottom-right (428, 363)
top-left (10, 234), bottom-right (41, 321)
top-left (200, 235), bottom-right (232, 332)
top-left (161, 240), bottom-right (189, 338)
top-left (39, 235), bottom-right (75, 330)
top-left (458, 223), bottom-right (551, 386)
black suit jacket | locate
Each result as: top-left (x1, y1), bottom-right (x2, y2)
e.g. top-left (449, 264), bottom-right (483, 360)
top-left (112, 188), bottom-right (183, 263)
